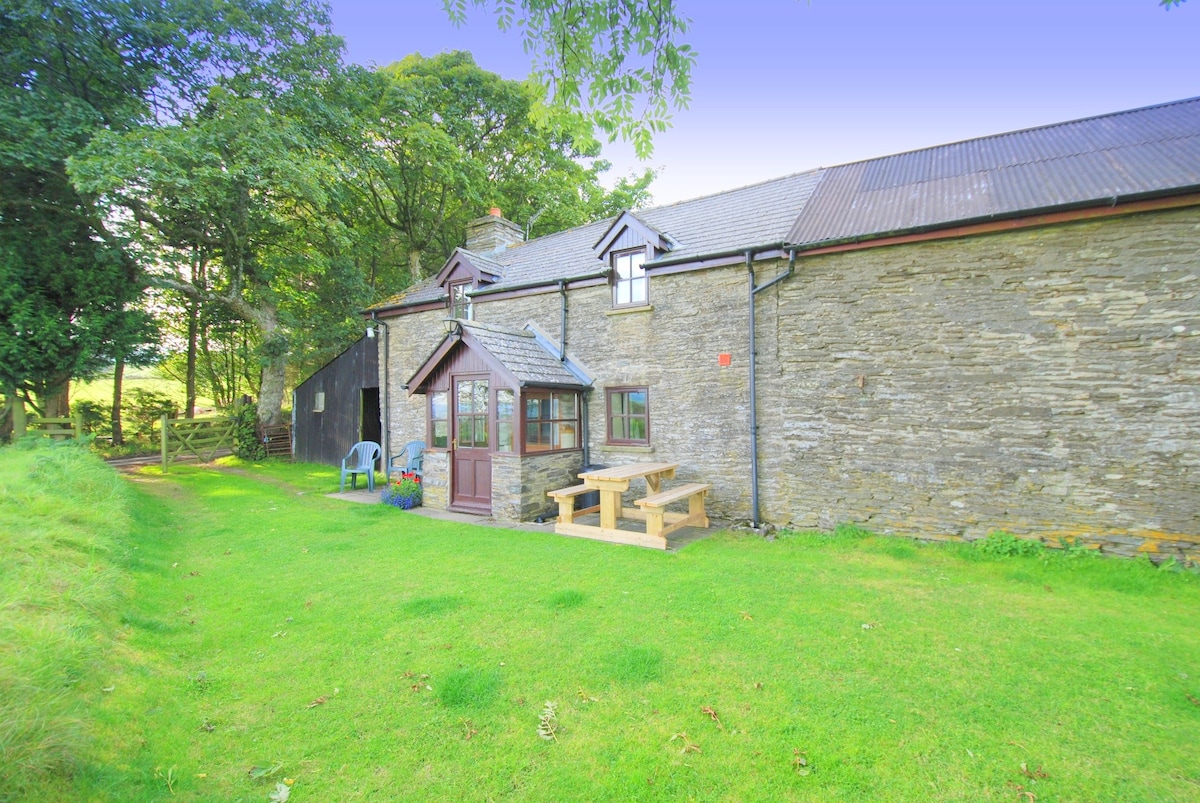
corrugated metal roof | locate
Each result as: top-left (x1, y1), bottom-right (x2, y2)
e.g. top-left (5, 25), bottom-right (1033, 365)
top-left (788, 96), bottom-right (1200, 246)
top-left (463, 322), bottom-right (586, 388)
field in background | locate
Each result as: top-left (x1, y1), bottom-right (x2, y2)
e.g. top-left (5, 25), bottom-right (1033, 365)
top-left (71, 369), bottom-right (217, 415)
top-left (4, 451), bottom-right (1199, 801)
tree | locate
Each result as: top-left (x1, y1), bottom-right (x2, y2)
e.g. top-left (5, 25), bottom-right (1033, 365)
top-left (350, 51), bottom-right (654, 280)
top-left (1, 0), bottom-right (363, 429)
top-left (443, 0), bottom-right (695, 157)
top-left (0, 0), bottom-right (172, 421)
top-left (74, 83), bottom-right (370, 427)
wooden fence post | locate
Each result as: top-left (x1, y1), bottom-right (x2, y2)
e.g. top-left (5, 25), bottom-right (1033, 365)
top-left (11, 393), bottom-right (26, 440)
top-left (160, 414), bottom-right (169, 474)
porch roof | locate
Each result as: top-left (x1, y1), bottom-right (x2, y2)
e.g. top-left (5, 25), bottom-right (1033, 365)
top-left (407, 321), bottom-right (590, 395)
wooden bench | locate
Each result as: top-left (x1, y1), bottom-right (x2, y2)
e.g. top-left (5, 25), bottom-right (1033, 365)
top-left (634, 482), bottom-right (711, 538)
top-left (546, 484), bottom-right (599, 525)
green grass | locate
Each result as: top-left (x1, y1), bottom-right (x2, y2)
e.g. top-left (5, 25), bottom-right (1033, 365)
top-left (5, 451), bottom-right (1200, 801)
top-left (0, 440), bottom-right (133, 797)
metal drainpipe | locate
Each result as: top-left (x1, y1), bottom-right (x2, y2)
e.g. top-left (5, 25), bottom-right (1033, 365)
top-left (747, 252), bottom-right (760, 528)
top-left (557, 277), bottom-right (592, 468)
top-left (371, 312), bottom-right (389, 463)
top-left (748, 247), bottom-right (798, 529)
top-left (558, 280), bottom-right (568, 361)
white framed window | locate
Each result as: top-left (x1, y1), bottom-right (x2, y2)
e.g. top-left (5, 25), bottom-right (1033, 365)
top-left (612, 249), bottom-right (647, 307)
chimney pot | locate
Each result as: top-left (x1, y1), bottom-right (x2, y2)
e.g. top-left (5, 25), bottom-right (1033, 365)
top-left (488, 207), bottom-right (502, 217)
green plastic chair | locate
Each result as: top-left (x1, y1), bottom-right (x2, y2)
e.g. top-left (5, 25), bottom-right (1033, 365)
top-left (388, 440), bottom-right (425, 481)
top-left (339, 441), bottom-right (381, 492)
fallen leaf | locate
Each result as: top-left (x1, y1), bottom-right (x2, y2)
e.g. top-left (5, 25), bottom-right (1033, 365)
top-left (700, 706), bottom-right (724, 729)
top-left (268, 781), bottom-right (291, 802)
top-left (306, 696), bottom-right (327, 709)
top-left (793, 748), bottom-right (811, 775)
top-left (739, 611), bottom-right (753, 621)
top-left (101, 686), bottom-right (115, 693)
top-left (247, 761), bottom-right (283, 780)
top-left (669, 732), bottom-right (701, 754)
top-left (1187, 694), bottom-right (1200, 707)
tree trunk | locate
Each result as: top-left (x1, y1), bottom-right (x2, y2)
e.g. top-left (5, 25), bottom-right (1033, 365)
top-left (258, 353), bottom-right (286, 427)
top-left (250, 303), bottom-right (286, 427)
top-left (111, 355), bottom-right (125, 445)
top-left (185, 296), bottom-right (198, 418)
top-left (408, 249), bottom-right (423, 282)
top-left (41, 380), bottom-right (69, 418)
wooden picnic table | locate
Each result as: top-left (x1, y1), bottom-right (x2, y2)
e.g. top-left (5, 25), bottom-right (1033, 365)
top-left (580, 461), bottom-right (678, 530)
top-left (547, 461), bottom-right (710, 549)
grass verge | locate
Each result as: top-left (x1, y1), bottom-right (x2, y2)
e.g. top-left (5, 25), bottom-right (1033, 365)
top-left (0, 440), bottom-right (133, 797)
top-left (7, 457), bottom-right (1200, 801)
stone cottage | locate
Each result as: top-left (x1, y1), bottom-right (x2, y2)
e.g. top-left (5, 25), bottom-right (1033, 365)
top-left (367, 97), bottom-right (1200, 557)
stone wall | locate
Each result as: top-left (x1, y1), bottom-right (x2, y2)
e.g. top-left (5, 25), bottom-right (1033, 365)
top-left (379, 308), bottom-right (445, 465)
top-left (472, 268), bottom-right (755, 521)
top-left (491, 450), bottom-right (583, 521)
top-left (754, 207), bottom-right (1200, 555)
top-left (381, 206), bottom-right (1200, 560)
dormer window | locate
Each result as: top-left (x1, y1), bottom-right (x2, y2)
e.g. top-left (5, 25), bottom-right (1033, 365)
top-left (612, 249), bottom-right (647, 307)
top-left (449, 281), bottom-right (472, 320)
top-left (594, 211), bottom-right (672, 311)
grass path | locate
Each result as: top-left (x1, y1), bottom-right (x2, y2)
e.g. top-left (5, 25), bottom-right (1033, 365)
top-left (59, 461), bottom-right (1200, 802)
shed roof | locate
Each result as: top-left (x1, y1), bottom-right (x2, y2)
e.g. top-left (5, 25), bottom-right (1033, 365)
top-left (787, 96), bottom-right (1200, 247)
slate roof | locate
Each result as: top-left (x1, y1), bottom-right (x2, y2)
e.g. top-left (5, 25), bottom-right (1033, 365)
top-left (787, 96), bottom-right (1200, 247)
top-left (373, 96), bottom-right (1200, 313)
top-left (463, 322), bottom-right (587, 388)
top-left (370, 170), bottom-right (823, 309)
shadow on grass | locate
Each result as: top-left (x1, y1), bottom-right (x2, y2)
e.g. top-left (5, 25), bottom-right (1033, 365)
top-left (401, 594), bottom-right (464, 617)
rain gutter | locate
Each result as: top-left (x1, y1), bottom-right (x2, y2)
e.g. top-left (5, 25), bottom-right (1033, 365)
top-left (467, 268), bottom-right (611, 299)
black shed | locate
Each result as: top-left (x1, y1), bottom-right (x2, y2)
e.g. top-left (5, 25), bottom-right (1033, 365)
top-left (293, 335), bottom-right (381, 467)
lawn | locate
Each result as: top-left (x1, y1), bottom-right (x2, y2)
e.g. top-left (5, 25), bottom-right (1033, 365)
top-left (4, 445), bottom-right (1199, 801)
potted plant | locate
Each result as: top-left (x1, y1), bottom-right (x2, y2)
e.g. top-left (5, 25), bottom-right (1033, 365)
top-left (381, 472), bottom-right (422, 509)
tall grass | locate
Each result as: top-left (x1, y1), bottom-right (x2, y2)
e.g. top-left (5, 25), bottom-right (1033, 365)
top-left (0, 440), bottom-right (131, 796)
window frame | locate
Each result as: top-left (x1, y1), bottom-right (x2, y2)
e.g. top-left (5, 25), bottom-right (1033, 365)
top-left (495, 387), bottom-right (516, 453)
top-left (611, 247), bottom-right (648, 308)
top-left (521, 388), bottom-right (581, 454)
top-left (606, 386), bottom-right (650, 446)
top-left (448, 280), bottom-right (473, 320)
top-left (428, 389), bottom-right (450, 450)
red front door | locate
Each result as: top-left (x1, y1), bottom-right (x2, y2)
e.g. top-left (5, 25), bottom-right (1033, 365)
top-left (450, 375), bottom-right (491, 512)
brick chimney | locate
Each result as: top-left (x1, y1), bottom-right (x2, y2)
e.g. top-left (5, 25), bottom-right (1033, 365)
top-left (465, 208), bottom-right (524, 254)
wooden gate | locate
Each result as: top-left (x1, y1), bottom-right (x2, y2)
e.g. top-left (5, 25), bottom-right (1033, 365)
top-left (259, 423), bottom-right (293, 458)
top-left (28, 416), bottom-right (83, 439)
top-left (160, 414), bottom-right (236, 473)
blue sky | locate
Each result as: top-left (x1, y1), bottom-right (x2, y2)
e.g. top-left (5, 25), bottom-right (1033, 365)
top-left (330, 1), bottom-right (1200, 205)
